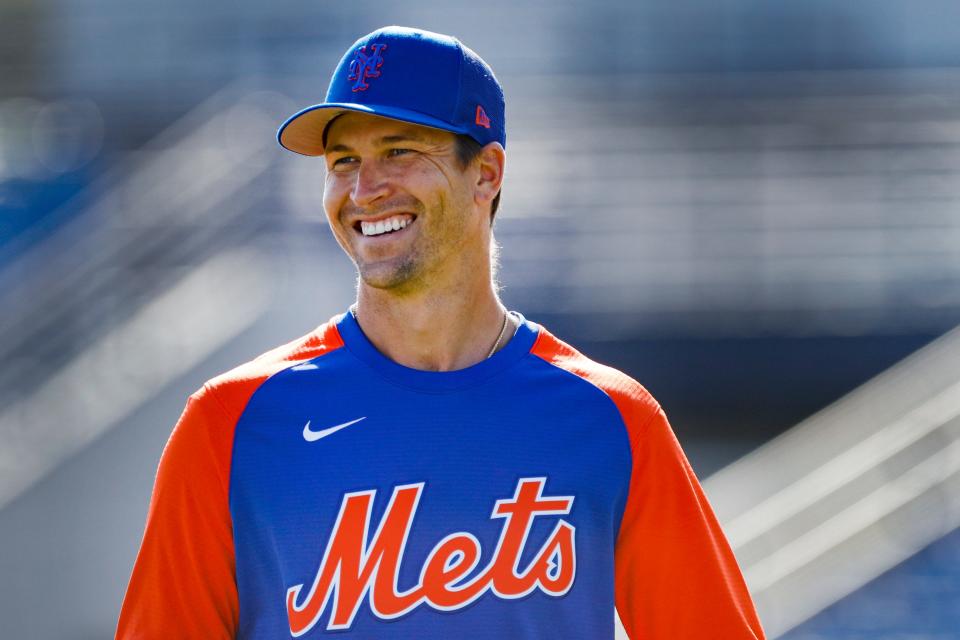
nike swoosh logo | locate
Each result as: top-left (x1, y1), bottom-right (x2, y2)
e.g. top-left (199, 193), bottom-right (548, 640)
top-left (302, 417), bottom-right (367, 442)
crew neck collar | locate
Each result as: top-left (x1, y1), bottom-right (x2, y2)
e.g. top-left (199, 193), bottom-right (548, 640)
top-left (335, 309), bottom-right (539, 392)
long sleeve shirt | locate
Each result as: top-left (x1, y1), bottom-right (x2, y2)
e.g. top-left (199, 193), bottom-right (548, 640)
top-left (116, 310), bottom-right (765, 639)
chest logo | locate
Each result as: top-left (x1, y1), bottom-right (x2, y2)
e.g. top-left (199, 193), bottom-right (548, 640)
top-left (286, 477), bottom-right (577, 634)
top-left (302, 417), bottom-right (367, 442)
top-left (348, 44), bottom-right (387, 92)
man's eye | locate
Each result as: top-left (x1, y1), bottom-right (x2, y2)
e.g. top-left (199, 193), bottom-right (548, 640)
top-left (331, 156), bottom-right (357, 169)
top-left (388, 148), bottom-right (413, 157)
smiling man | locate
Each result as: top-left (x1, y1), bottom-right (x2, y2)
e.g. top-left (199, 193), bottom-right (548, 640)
top-left (116, 27), bottom-right (765, 640)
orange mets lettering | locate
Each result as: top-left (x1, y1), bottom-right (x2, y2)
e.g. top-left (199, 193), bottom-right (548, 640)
top-left (285, 477), bottom-right (576, 634)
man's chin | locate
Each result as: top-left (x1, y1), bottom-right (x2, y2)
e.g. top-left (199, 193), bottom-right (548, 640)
top-left (357, 261), bottom-right (421, 292)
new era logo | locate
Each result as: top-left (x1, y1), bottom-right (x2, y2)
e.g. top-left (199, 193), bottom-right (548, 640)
top-left (475, 105), bottom-right (491, 129)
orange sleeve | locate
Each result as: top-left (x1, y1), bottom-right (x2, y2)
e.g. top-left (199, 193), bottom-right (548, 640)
top-left (115, 384), bottom-right (239, 639)
top-left (613, 403), bottom-right (765, 640)
top-left (115, 321), bottom-right (344, 639)
top-left (529, 324), bottom-right (764, 639)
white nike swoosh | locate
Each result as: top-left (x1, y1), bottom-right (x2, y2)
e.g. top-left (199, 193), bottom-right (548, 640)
top-left (302, 417), bottom-right (367, 442)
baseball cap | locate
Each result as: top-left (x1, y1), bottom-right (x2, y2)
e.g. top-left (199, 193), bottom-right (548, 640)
top-left (277, 26), bottom-right (506, 156)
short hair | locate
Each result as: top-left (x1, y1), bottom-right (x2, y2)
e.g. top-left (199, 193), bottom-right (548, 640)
top-left (453, 134), bottom-right (501, 221)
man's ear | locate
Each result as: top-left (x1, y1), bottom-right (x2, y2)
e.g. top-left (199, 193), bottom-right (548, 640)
top-left (475, 142), bottom-right (505, 208)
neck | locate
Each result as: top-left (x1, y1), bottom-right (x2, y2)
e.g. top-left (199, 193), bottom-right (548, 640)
top-left (353, 277), bottom-right (515, 372)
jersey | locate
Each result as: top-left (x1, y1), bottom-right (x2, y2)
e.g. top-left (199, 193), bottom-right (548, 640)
top-left (116, 310), bottom-right (765, 639)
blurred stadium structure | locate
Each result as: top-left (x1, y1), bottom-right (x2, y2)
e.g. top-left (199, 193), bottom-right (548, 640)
top-left (3, 1), bottom-right (960, 638)
top-left (705, 327), bottom-right (960, 638)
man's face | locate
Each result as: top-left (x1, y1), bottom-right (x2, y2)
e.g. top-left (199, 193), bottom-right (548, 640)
top-left (322, 112), bottom-right (485, 293)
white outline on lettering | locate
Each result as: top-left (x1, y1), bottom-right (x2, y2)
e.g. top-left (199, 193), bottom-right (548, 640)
top-left (284, 477), bottom-right (578, 634)
top-left (286, 483), bottom-right (425, 635)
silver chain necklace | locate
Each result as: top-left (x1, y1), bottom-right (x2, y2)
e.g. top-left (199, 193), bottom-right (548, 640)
top-left (486, 310), bottom-right (510, 359)
top-left (349, 306), bottom-right (511, 360)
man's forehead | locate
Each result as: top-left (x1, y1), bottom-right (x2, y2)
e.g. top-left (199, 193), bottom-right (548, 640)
top-left (324, 112), bottom-right (453, 150)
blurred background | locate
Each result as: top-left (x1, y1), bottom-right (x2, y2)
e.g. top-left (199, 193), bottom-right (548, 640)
top-left (2, 0), bottom-right (959, 638)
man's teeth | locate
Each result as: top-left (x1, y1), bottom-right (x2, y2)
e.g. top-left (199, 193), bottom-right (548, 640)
top-left (361, 216), bottom-right (411, 237)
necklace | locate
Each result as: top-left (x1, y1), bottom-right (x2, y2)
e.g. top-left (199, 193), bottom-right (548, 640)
top-left (486, 310), bottom-right (510, 359)
top-left (350, 306), bottom-right (511, 360)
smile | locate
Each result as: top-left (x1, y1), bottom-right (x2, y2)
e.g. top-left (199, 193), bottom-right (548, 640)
top-left (356, 214), bottom-right (416, 237)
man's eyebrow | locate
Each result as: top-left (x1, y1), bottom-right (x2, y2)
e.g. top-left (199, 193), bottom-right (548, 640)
top-left (377, 133), bottom-right (428, 145)
top-left (325, 133), bottom-right (430, 154)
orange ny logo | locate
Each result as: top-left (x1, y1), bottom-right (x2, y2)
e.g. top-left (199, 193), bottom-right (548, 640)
top-left (348, 44), bottom-right (388, 92)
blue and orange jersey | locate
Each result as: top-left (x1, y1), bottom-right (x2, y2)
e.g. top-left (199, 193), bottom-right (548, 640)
top-left (116, 311), bottom-right (765, 639)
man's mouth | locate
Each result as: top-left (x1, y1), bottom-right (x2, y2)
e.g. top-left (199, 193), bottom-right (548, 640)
top-left (355, 214), bottom-right (416, 237)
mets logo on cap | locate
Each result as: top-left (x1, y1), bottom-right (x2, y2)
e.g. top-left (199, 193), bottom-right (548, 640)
top-left (348, 44), bottom-right (387, 92)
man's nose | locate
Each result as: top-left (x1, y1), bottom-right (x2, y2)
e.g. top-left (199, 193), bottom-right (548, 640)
top-left (351, 160), bottom-right (390, 207)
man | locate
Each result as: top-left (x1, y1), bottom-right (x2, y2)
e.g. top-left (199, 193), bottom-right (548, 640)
top-left (117, 26), bottom-right (765, 639)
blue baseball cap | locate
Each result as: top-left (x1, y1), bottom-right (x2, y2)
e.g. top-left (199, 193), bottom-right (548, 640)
top-left (277, 26), bottom-right (506, 156)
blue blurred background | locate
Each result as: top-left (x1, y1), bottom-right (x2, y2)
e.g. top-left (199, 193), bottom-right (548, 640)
top-left (2, 1), bottom-right (959, 638)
